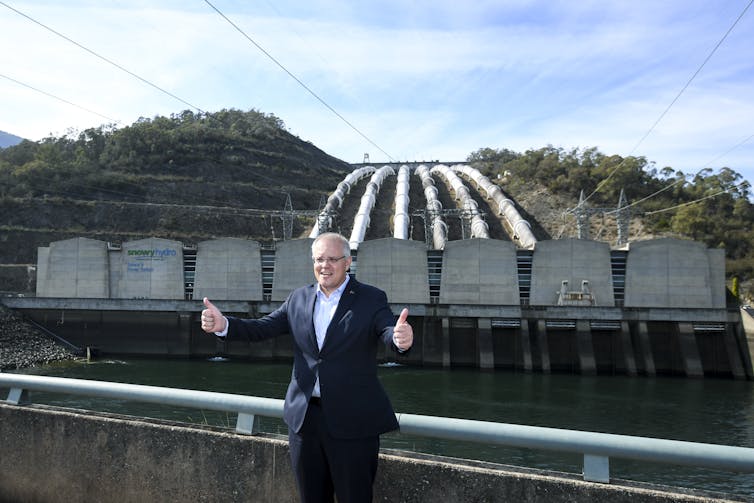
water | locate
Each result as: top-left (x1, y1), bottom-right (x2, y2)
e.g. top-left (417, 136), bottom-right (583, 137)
top-left (7, 358), bottom-right (754, 499)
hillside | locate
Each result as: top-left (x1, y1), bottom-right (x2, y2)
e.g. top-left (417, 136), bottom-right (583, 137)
top-left (0, 109), bottom-right (352, 293)
top-left (1, 110), bottom-right (753, 299)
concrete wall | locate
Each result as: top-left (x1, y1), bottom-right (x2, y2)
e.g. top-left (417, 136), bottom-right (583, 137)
top-left (624, 238), bottom-right (724, 309)
top-left (35, 246), bottom-right (49, 297)
top-left (529, 239), bottom-right (615, 307)
top-left (0, 404), bottom-right (735, 503)
top-left (36, 237), bottom-right (109, 298)
top-left (193, 238), bottom-right (263, 301)
top-left (33, 236), bottom-right (729, 311)
top-left (115, 238), bottom-right (184, 299)
top-left (271, 238), bottom-right (315, 301)
top-left (439, 239), bottom-right (520, 305)
top-left (708, 248), bottom-right (727, 309)
top-left (108, 247), bottom-right (122, 298)
top-left (356, 238), bottom-right (430, 304)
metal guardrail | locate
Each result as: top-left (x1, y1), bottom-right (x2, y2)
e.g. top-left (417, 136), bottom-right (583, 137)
top-left (3, 373), bottom-right (754, 484)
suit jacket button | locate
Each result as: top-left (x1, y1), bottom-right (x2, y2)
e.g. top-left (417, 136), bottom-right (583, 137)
top-left (317, 358), bottom-right (323, 364)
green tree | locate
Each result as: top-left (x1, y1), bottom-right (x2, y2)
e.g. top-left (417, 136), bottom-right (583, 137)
top-left (467, 147), bottom-right (520, 177)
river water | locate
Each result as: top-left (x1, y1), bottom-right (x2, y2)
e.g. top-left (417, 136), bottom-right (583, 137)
top-left (8, 357), bottom-right (754, 500)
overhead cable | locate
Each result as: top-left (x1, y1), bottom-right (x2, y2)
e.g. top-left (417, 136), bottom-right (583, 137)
top-left (1, 2), bottom-right (289, 190)
top-left (0, 73), bottom-right (122, 125)
top-left (203, 0), bottom-right (396, 162)
top-left (608, 133), bottom-right (754, 215)
top-left (583, 0), bottom-right (753, 205)
top-left (1, 1), bottom-right (206, 114)
top-left (627, 0), bottom-right (753, 159)
top-left (700, 133), bottom-right (754, 172)
top-left (643, 182), bottom-right (748, 216)
top-left (605, 178), bottom-right (684, 215)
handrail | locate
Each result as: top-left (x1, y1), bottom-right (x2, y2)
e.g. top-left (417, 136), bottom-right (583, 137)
top-left (0, 373), bottom-right (283, 435)
top-left (3, 373), bottom-right (754, 484)
top-left (396, 413), bottom-right (754, 480)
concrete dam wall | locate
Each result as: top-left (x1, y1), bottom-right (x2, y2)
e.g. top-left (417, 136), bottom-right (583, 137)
top-left (6, 235), bottom-right (751, 379)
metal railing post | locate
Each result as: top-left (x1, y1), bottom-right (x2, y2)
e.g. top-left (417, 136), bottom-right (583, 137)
top-left (583, 454), bottom-right (610, 483)
top-left (235, 413), bottom-right (260, 435)
top-left (6, 387), bottom-right (29, 405)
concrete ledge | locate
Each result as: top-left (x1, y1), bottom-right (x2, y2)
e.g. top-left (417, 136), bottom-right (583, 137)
top-left (376, 450), bottom-right (742, 503)
top-left (0, 404), bottom-right (743, 502)
top-left (0, 403), bottom-right (297, 503)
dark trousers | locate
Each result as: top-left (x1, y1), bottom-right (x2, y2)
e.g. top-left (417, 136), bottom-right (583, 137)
top-left (288, 398), bottom-right (380, 503)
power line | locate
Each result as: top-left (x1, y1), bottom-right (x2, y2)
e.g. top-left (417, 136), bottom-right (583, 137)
top-left (6, 0), bottom-right (395, 167)
top-left (1, 3), bottom-right (290, 192)
top-left (0, 183), bottom-right (317, 218)
top-left (202, 0), bottom-right (396, 162)
top-left (628, 0), bottom-right (753, 158)
top-left (609, 132), bottom-right (754, 215)
top-left (0, 176), bottom-right (292, 213)
top-left (700, 132), bottom-right (754, 171)
top-left (643, 182), bottom-right (748, 216)
top-left (1, 1), bottom-right (206, 114)
top-left (0, 73), bottom-right (122, 126)
top-left (583, 0), bottom-right (754, 205)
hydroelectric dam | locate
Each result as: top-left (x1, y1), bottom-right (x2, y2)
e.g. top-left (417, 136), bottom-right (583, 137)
top-left (3, 163), bottom-right (752, 379)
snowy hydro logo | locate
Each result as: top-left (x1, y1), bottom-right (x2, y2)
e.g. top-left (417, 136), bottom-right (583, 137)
top-left (127, 248), bottom-right (177, 259)
top-left (126, 248), bottom-right (177, 273)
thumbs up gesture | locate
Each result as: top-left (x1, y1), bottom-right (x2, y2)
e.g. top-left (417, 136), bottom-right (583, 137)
top-left (393, 308), bottom-right (413, 351)
top-left (201, 297), bottom-right (227, 333)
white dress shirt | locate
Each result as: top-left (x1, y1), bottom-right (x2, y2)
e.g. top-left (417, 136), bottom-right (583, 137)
top-left (311, 275), bottom-right (349, 397)
top-left (215, 276), bottom-right (350, 398)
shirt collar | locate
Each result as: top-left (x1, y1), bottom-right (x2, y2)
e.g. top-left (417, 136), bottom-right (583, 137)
top-left (316, 275), bottom-right (350, 300)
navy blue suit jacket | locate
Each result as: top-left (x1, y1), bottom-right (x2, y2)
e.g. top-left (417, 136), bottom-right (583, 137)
top-left (226, 278), bottom-right (402, 439)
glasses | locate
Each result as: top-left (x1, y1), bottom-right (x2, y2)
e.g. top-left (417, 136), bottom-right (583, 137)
top-left (313, 255), bottom-right (346, 266)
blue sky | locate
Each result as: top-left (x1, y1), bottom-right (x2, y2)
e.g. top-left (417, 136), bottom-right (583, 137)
top-left (2, 0), bottom-right (753, 187)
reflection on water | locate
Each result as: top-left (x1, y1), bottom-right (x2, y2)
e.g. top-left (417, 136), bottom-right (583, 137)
top-left (7, 358), bottom-right (754, 499)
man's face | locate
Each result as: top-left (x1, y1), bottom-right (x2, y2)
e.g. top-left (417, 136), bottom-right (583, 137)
top-left (312, 237), bottom-right (352, 295)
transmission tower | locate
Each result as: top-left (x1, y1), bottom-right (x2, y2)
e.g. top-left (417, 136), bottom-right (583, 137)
top-left (280, 193), bottom-right (294, 241)
top-left (574, 190), bottom-right (590, 240)
top-left (413, 208), bottom-right (481, 245)
top-left (567, 188), bottom-right (633, 246)
top-left (615, 189), bottom-right (630, 246)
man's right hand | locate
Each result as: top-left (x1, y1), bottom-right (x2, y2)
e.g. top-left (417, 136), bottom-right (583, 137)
top-left (201, 297), bottom-right (226, 333)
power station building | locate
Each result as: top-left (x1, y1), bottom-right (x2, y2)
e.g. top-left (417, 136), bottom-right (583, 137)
top-left (26, 234), bottom-right (751, 379)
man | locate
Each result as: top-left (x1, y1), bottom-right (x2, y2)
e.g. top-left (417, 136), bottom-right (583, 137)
top-left (200, 232), bottom-right (413, 503)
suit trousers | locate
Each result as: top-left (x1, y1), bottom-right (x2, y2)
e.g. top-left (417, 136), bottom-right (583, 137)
top-left (288, 398), bottom-right (380, 503)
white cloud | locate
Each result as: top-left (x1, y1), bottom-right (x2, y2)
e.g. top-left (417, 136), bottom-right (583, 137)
top-left (1, 0), bottom-right (753, 184)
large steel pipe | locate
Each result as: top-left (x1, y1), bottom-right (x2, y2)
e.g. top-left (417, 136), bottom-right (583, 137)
top-left (452, 164), bottom-right (536, 248)
top-left (393, 165), bottom-right (411, 239)
top-left (310, 167), bottom-right (375, 238)
top-left (417, 165), bottom-right (447, 250)
top-left (348, 166), bottom-right (395, 249)
top-left (431, 165), bottom-right (489, 239)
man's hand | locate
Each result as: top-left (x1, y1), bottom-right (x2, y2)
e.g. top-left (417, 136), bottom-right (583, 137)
top-left (201, 297), bottom-right (226, 333)
top-left (393, 308), bottom-right (413, 351)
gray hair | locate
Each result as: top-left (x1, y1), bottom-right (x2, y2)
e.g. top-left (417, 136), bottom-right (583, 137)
top-left (312, 232), bottom-right (351, 257)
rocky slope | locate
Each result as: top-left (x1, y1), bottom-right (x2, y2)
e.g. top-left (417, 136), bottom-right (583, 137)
top-left (0, 304), bottom-right (74, 370)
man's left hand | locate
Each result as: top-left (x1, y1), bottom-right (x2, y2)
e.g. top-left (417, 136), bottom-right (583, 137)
top-left (393, 308), bottom-right (413, 351)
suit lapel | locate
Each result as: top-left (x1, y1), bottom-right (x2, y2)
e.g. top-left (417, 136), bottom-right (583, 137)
top-left (321, 279), bottom-right (358, 353)
top-left (304, 284), bottom-right (319, 353)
